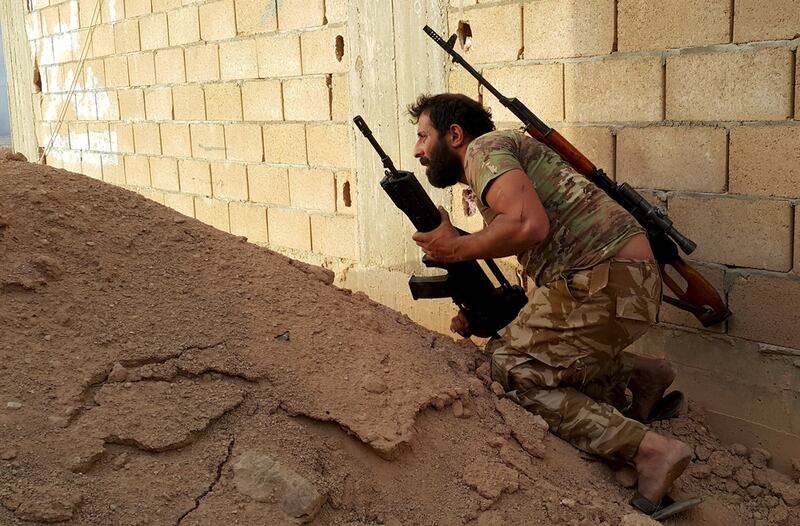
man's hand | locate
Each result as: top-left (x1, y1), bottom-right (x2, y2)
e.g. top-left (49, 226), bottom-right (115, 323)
top-left (450, 310), bottom-right (470, 337)
top-left (412, 207), bottom-right (461, 262)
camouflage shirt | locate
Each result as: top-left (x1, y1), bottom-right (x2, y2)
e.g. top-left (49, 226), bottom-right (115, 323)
top-left (464, 129), bottom-right (644, 286)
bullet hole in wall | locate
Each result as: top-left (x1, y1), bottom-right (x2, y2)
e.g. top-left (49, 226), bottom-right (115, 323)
top-left (335, 35), bottom-right (345, 62)
top-left (33, 67), bottom-right (42, 93)
top-left (342, 181), bottom-right (351, 207)
top-left (457, 21), bottom-right (472, 51)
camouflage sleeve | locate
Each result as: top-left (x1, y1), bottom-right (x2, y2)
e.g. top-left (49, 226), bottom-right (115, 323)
top-left (465, 133), bottom-right (522, 206)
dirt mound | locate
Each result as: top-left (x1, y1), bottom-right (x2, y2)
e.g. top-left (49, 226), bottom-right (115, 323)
top-left (0, 158), bottom-right (797, 525)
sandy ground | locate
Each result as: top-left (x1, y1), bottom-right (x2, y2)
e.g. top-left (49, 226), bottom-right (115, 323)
top-left (1, 155), bottom-right (798, 525)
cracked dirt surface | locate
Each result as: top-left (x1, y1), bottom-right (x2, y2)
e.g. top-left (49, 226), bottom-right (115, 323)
top-left (1, 158), bottom-right (798, 525)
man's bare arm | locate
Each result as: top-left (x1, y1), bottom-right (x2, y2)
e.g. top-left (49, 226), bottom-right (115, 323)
top-left (412, 168), bottom-right (549, 262)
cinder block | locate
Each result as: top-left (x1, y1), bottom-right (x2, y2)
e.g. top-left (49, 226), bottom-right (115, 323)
top-left (224, 123), bottom-right (263, 162)
top-left (144, 86), bottom-right (173, 120)
top-left (241, 80), bottom-right (282, 121)
top-left (267, 207), bottom-right (311, 251)
top-left (335, 171), bottom-right (354, 215)
top-left (523, 0), bottom-right (613, 59)
top-left (87, 122), bottom-right (111, 151)
top-left (127, 52), bottom-right (156, 86)
top-left (283, 77), bottom-right (329, 121)
top-left (40, 6), bottom-right (60, 36)
top-left (617, 0), bottom-right (730, 52)
top-left (110, 122), bottom-right (135, 153)
top-left (178, 158), bottom-right (211, 195)
top-left (52, 33), bottom-right (78, 63)
top-left (124, 0), bottom-right (151, 18)
top-left (77, 0), bottom-right (95, 29)
top-left (235, 0), bottom-right (277, 34)
top-left (210, 161), bottom-right (248, 200)
top-left (448, 66), bottom-right (480, 102)
top-left (101, 153), bottom-right (126, 184)
top-left (96, 90), bottom-right (120, 120)
top-left (262, 122), bottom-right (306, 164)
top-left (101, 0), bottom-right (125, 23)
top-left (60, 1), bottom-right (80, 31)
top-left (168, 6), bottom-right (200, 46)
top-left (659, 263), bottom-right (726, 332)
top-left (104, 55), bottom-right (129, 88)
top-left (92, 24), bottom-right (116, 57)
top-left (617, 127), bottom-right (727, 192)
top-left (248, 165), bottom-right (289, 205)
top-left (325, 0), bottom-right (346, 23)
top-left (185, 43), bottom-right (219, 82)
top-left (229, 201), bottom-right (268, 242)
top-left (311, 214), bottom-right (356, 259)
top-left (190, 123), bottom-right (226, 159)
top-left (734, 0), bottom-right (800, 43)
top-left (300, 26), bottom-right (348, 75)
top-left (204, 83), bottom-right (242, 121)
top-left (154, 48), bottom-right (186, 84)
top-left (68, 121), bottom-right (89, 150)
top-left (133, 121), bottom-right (161, 154)
top-left (194, 196), bottom-right (230, 232)
top-left (565, 57), bottom-right (662, 122)
top-left (288, 168), bottom-right (336, 212)
top-left (330, 74), bottom-right (350, 122)
top-left (277, 0), bottom-right (324, 30)
top-left (256, 33), bottom-right (301, 77)
top-left (140, 13), bottom-right (169, 50)
top-left (795, 206), bottom-right (800, 275)
top-left (557, 126), bottom-right (614, 179)
top-left (728, 273), bottom-right (800, 349)
top-left (666, 48), bottom-right (793, 121)
top-left (172, 85), bottom-right (205, 120)
top-left (446, 4), bottom-right (522, 64)
top-left (114, 18), bottom-right (140, 53)
top-left (118, 88), bottom-right (146, 120)
top-left (668, 195), bottom-right (792, 271)
top-left (75, 92), bottom-right (99, 121)
top-left (81, 152), bottom-right (106, 182)
top-left (199, 0), bottom-right (236, 41)
top-left (83, 59), bottom-right (105, 89)
top-left (36, 37), bottom-right (55, 67)
top-left (63, 151), bottom-right (83, 174)
top-left (306, 123), bottom-right (351, 168)
top-left (219, 40), bottom-right (258, 80)
top-left (160, 122), bottom-right (192, 156)
top-left (483, 64), bottom-right (563, 123)
top-left (152, 0), bottom-right (182, 13)
top-left (164, 191), bottom-right (195, 217)
top-left (149, 156), bottom-right (180, 191)
top-left (730, 126), bottom-right (800, 199)
top-left (124, 154), bottom-right (151, 186)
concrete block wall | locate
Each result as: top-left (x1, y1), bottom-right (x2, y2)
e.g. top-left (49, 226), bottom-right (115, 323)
top-left (446, 0), bottom-right (800, 469)
top-left (26, 0), bottom-right (356, 264)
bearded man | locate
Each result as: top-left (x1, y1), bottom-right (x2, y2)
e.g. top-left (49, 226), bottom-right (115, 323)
top-left (408, 93), bottom-right (700, 519)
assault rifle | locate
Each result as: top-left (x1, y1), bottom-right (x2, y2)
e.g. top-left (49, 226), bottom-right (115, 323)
top-left (423, 25), bottom-right (731, 327)
top-left (353, 115), bottom-right (528, 338)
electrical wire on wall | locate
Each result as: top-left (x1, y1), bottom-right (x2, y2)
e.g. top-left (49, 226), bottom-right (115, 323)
top-left (37, 0), bottom-right (102, 164)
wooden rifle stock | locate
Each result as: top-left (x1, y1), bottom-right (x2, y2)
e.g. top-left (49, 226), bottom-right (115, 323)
top-left (423, 25), bottom-right (731, 327)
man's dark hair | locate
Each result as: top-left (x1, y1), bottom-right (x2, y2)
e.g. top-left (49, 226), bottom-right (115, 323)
top-left (408, 93), bottom-right (495, 139)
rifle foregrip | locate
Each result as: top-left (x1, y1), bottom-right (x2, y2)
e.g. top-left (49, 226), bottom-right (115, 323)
top-left (380, 170), bottom-right (441, 233)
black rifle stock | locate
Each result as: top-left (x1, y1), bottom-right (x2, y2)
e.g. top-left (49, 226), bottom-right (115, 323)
top-left (423, 25), bottom-right (731, 327)
top-left (353, 115), bottom-right (527, 337)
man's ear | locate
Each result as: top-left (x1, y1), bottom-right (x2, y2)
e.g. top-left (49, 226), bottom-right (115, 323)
top-left (448, 123), bottom-right (466, 147)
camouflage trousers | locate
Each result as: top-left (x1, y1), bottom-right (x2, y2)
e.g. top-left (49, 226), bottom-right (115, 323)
top-left (490, 259), bottom-right (662, 461)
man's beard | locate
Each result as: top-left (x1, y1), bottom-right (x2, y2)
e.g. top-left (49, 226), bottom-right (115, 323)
top-left (420, 139), bottom-right (462, 188)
